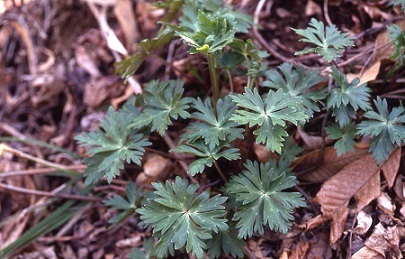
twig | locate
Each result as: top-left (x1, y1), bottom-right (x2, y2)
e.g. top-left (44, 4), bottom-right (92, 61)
top-left (0, 165), bottom-right (86, 178)
top-left (0, 144), bottom-right (81, 176)
top-left (0, 182), bottom-right (101, 201)
top-left (323, 0), bottom-right (333, 27)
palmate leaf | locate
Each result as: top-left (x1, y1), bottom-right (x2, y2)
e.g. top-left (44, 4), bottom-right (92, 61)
top-left (263, 63), bottom-right (327, 117)
top-left (328, 66), bottom-right (372, 127)
top-left (181, 96), bottom-right (244, 149)
top-left (136, 177), bottom-right (228, 259)
top-left (226, 160), bottom-right (306, 238)
top-left (292, 18), bottom-right (355, 62)
top-left (206, 222), bottom-right (245, 259)
top-left (357, 97), bottom-right (405, 164)
top-left (325, 122), bottom-right (357, 156)
top-left (230, 87), bottom-right (309, 153)
top-left (103, 182), bottom-right (143, 224)
top-left (171, 139), bottom-right (240, 176)
top-left (75, 107), bottom-right (151, 184)
top-left (176, 10), bottom-right (236, 54)
top-left (130, 80), bottom-right (192, 135)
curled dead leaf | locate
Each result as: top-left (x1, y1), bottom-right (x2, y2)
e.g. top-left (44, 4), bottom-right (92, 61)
top-left (352, 211), bottom-right (373, 235)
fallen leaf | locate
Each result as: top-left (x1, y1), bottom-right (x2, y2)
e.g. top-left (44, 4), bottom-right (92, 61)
top-left (315, 155), bottom-right (379, 243)
top-left (293, 147), bottom-right (369, 183)
top-left (352, 247), bottom-right (384, 259)
top-left (354, 171), bottom-right (380, 212)
top-left (113, 0), bottom-right (139, 50)
top-left (296, 126), bottom-right (326, 150)
top-left (364, 223), bottom-right (402, 258)
top-left (346, 61), bottom-right (381, 86)
top-left (305, 0), bottom-right (322, 16)
top-left (352, 211), bottom-right (373, 235)
top-left (381, 148), bottom-right (401, 188)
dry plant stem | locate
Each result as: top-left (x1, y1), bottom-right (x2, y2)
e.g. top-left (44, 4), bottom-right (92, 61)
top-left (0, 182), bottom-right (101, 201)
top-left (323, 0), bottom-right (333, 27)
top-left (0, 144), bottom-right (81, 176)
top-left (348, 212), bottom-right (358, 259)
top-left (337, 41), bottom-right (392, 68)
top-left (163, 133), bottom-right (197, 183)
top-left (213, 161), bottom-right (228, 183)
top-left (208, 53), bottom-right (220, 110)
top-left (0, 165), bottom-right (86, 179)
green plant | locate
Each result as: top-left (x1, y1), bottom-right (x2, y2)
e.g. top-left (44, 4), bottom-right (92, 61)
top-left (74, 2), bottom-right (405, 258)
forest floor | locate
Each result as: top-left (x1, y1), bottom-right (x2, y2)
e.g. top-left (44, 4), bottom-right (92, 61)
top-left (1, 0), bottom-right (405, 258)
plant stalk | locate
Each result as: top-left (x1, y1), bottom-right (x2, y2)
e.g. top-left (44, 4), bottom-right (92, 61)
top-left (207, 53), bottom-right (219, 109)
top-left (213, 161), bottom-right (227, 183)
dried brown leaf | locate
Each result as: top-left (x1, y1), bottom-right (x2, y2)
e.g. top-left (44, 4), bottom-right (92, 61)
top-left (381, 148), bottom-right (401, 188)
top-left (293, 147), bottom-right (369, 183)
top-left (364, 223), bottom-right (402, 258)
top-left (113, 0), bottom-right (139, 50)
top-left (352, 247), bottom-right (384, 259)
top-left (315, 155), bottom-right (379, 243)
top-left (354, 171), bottom-right (380, 212)
top-left (346, 61), bottom-right (381, 86)
top-left (352, 211), bottom-right (373, 235)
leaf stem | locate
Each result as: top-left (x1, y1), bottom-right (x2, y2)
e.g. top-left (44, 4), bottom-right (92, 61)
top-left (208, 53), bottom-right (219, 109)
top-left (226, 69), bottom-right (234, 92)
top-left (213, 161), bottom-right (227, 183)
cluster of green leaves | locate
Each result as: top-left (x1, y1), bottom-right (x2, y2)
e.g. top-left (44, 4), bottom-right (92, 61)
top-left (293, 19), bottom-right (405, 163)
top-left (115, 0), bottom-right (253, 80)
top-left (75, 6), bottom-right (405, 259)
